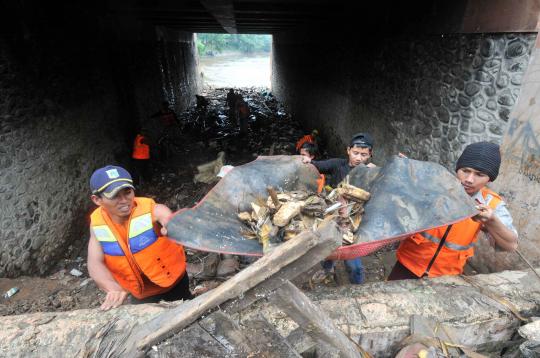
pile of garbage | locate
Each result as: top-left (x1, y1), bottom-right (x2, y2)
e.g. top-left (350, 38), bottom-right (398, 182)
top-left (237, 183), bottom-right (370, 253)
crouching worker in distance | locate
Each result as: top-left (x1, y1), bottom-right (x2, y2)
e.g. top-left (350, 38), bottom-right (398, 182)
top-left (299, 142), bottom-right (318, 161)
top-left (388, 142), bottom-right (518, 280)
top-left (87, 165), bottom-right (191, 310)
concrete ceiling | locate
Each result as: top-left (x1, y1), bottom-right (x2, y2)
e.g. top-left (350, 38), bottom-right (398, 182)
top-left (111, 0), bottom-right (346, 34)
top-left (110, 0), bottom-right (540, 35)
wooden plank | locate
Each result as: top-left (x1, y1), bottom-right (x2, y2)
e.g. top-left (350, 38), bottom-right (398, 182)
top-left (109, 227), bottom-right (333, 357)
top-left (285, 327), bottom-right (317, 355)
top-left (198, 311), bottom-right (256, 355)
top-left (223, 221), bottom-right (340, 314)
top-left (149, 323), bottom-right (230, 358)
top-left (269, 280), bottom-right (363, 358)
top-left (241, 314), bottom-right (302, 358)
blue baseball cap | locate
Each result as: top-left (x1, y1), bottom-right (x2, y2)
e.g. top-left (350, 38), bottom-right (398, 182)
top-left (90, 165), bottom-right (135, 199)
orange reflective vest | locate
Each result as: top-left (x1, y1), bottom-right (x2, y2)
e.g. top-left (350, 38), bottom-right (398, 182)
top-left (316, 174), bottom-right (325, 194)
top-left (396, 187), bottom-right (501, 278)
top-left (90, 197), bottom-right (186, 299)
top-left (296, 134), bottom-right (315, 151)
top-left (132, 134), bottom-right (150, 160)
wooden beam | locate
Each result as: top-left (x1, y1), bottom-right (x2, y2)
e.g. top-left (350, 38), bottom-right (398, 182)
top-left (108, 227), bottom-right (336, 357)
top-left (223, 221), bottom-right (340, 314)
top-left (198, 311), bottom-right (256, 355)
top-left (269, 280), bottom-right (365, 358)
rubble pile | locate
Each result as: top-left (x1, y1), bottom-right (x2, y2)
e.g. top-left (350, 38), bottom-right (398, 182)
top-left (237, 183), bottom-right (371, 253)
top-left (144, 88), bottom-right (309, 211)
top-left (179, 87), bottom-right (309, 158)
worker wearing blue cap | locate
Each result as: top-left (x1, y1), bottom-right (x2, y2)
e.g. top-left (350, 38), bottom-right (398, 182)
top-left (87, 165), bottom-right (191, 310)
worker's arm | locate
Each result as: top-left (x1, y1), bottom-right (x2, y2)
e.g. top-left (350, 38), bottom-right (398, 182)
top-left (154, 203), bottom-right (174, 236)
top-left (473, 204), bottom-right (518, 251)
top-left (309, 158), bottom-right (342, 174)
top-left (87, 231), bottom-right (128, 310)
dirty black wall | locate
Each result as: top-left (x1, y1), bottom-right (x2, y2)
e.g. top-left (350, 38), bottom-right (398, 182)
top-left (0, 2), bottom-right (200, 277)
top-left (272, 31), bottom-right (536, 169)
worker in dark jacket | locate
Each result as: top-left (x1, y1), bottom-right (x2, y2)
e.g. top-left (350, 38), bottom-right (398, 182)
top-left (302, 133), bottom-right (376, 284)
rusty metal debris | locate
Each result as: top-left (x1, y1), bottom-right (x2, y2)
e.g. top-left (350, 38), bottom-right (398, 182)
top-left (237, 183), bottom-right (370, 253)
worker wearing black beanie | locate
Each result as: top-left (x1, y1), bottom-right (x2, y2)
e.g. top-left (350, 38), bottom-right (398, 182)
top-left (388, 141), bottom-right (518, 281)
top-left (455, 141), bottom-right (501, 182)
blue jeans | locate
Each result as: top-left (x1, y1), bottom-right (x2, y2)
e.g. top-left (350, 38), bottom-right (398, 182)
top-left (322, 258), bottom-right (365, 284)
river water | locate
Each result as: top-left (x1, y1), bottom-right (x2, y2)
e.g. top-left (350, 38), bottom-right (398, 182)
top-left (199, 53), bottom-right (271, 88)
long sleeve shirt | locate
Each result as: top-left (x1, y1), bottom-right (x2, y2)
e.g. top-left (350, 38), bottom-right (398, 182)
top-left (311, 158), bottom-right (354, 187)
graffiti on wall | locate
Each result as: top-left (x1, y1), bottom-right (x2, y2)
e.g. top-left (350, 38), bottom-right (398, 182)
top-left (505, 114), bottom-right (540, 184)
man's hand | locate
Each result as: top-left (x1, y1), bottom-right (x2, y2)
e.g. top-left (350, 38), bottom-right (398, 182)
top-left (398, 152), bottom-right (408, 158)
top-left (301, 156), bottom-right (312, 164)
top-left (100, 290), bottom-right (128, 311)
top-left (472, 204), bottom-right (494, 224)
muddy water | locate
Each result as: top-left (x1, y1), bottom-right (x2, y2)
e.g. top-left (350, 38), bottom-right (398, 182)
top-left (199, 53), bottom-right (271, 88)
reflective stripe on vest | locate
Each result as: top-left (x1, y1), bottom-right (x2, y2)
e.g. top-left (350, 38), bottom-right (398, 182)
top-left (419, 231), bottom-right (476, 251)
top-left (128, 213), bottom-right (158, 254)
top-left (92, 213), bottom-right (157, 256)
top-left (93, 225), bottom-right (124, 256)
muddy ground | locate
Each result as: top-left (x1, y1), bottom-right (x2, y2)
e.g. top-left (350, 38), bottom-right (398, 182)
top-left (0, 87), bottom-right (398, 316)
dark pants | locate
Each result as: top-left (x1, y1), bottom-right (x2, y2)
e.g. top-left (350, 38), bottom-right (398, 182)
top-left (132, 159), bottom-right (151, 185)
top-left (130, 272), bottom-right (192, 304)
top-left (387, 261), bottom-right (421, 281)
top-left (322, 258), bottom-right (365, 284)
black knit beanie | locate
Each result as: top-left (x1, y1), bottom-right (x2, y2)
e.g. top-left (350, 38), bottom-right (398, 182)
top-left (455, 141), bottom-right (501, 182)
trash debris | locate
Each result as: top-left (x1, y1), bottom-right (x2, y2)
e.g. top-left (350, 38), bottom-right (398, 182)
top-left (3, 287), bottom-right (20, 299)
top-left (216, 256), bottom-right (239, 277)
top-left (194, 151), bottom-right (226, 184)
top-left (79, 278), bottom-right (92, 287)
top-left (69, 269), bottom-right (83, 277)
top-left (187, 253), bottom-right (220, 279)
top-left (237, 182), bottom-right (370, 249)
top-left (216, 165), bottom-right (234, 178)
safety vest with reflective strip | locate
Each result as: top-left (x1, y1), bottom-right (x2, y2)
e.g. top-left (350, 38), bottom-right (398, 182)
top-left (132, 134), bottom-right (150, 159)
top-left (396, 187), bottom-right (501, 278)
top-left (90, 197), bottom-right (186, 299)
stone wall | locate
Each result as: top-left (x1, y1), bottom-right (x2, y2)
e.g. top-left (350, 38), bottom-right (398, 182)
top-left (0, 3), bottom-right (199, 277)
top-left (470, 37), bottom-right (540, 272)
top-left (272, 32), bottom-right (536, 169)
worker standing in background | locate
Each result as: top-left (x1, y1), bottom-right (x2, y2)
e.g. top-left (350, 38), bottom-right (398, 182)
top-left (388, 142), bottom-right (518, 280)
top-left (87, 165), bottom-right (191, 310)
top-left (131, 128), bottom-right (151, 185)
top-left (151, 101), bottom-right (180, 162)
top-left (235, 95), bottom-right (250, 135)
top-left (226, 88), bottom-right (237, 123)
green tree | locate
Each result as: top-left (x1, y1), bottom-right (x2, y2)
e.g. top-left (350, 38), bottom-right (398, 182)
top-left (196, 33), bottom-right (271, 56)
